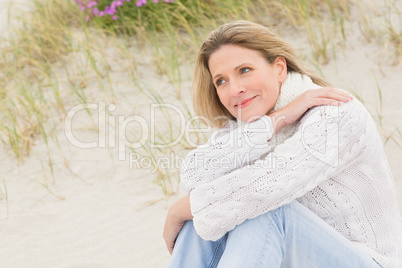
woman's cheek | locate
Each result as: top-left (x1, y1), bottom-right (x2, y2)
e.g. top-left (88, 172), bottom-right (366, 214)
top-left (218, 93), bottom-right (230, 111)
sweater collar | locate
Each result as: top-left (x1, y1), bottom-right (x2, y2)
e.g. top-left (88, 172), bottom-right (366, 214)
top-left (272, 72), bottom-right (320, 112)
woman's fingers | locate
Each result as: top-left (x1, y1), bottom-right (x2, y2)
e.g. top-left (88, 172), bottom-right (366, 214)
top-left (304, 88), bottom-right (353, 107)
top-left (311, 97), bottom-right (351, 107)
top-left (163, 196), bottom-right (192, 255)
top-left (314, 87), bottom-right (353, 101)
top-left (166, 241), bottom-right (174, 255)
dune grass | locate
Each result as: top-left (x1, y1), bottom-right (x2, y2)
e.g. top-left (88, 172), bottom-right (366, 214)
top-left (357, 0), bottom-right (402, 64)
top-left (0, 177), bottom-right (9, 219)
top-left (0, 0), bottom-right (401, 197)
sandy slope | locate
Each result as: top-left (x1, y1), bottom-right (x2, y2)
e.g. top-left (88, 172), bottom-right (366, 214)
top-left (0, 1), bottom-right (401, 267)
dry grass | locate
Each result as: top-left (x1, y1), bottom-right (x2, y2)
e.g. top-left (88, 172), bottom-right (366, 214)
top-left (0, 0), bottom-right (400, 196)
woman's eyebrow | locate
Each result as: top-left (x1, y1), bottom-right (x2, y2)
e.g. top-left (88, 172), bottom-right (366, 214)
top-left (212, 63), bottom-right (255, 80)
top-left (212, 73), bottom-right (222, 81)
top-left (234, 63), bottom-right (254, 70)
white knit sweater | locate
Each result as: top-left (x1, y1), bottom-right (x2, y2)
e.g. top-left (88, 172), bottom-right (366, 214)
top-left (181, 72), bottom-right (402, 267)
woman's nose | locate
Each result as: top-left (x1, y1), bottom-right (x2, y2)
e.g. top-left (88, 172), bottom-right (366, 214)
top-left (229, 80), bottom-right (246, 97)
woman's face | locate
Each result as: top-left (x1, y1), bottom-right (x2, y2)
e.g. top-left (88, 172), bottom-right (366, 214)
top-left (208, 44), bottom-right (287, 123)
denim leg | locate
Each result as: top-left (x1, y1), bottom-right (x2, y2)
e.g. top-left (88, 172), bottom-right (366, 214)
top-left (167, 220), bottom-right (227, 268)
top-left (216, 204), bottom-right (284, 268)
top-left (279, 201), bottom-right (381, 268)
top-left (217, 200), bottom-right (381, 268)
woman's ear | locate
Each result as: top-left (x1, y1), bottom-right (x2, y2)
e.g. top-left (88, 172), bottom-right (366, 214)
top-left (275, 57), bottom-right (287, 83)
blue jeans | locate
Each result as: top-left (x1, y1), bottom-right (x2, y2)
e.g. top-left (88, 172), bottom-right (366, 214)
top-left (167, 200), bottom-right (382, 268)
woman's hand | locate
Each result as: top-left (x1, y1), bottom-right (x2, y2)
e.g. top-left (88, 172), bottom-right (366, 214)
top-left (269, 87), bottom-right (353, 134)
top-left (163, 196), bottom-right (193, 255)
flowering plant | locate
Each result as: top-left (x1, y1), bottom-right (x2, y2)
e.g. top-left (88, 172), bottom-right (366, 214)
top-left (75, 0), bottom-right (175, 21)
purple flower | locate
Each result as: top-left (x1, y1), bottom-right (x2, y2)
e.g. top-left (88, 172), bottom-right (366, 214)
top-left (106, 8), bottom-right (116, 15)
top-left (87, 1), bottom-right (96, 8)
top-left (75, 0), bottom-right (176, 22)
top-left (136, 0), bottom-right (147, 7)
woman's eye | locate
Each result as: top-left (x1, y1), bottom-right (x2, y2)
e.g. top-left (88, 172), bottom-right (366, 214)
top-left (241, 67), bottom-right (251, 74)
top-left (216, 79), bottom-right (226, 86)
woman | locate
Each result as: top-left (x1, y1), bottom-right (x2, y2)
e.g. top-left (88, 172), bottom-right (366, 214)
top-left (163, 21), bottom-right (401, 267)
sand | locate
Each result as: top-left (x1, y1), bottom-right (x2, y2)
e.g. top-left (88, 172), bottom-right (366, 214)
top-left (0, 0), bottom-right (401, 267)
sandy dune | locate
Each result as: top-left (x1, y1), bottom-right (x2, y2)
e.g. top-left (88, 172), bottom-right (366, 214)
top-left (0, 0), bottom-right (401, 267)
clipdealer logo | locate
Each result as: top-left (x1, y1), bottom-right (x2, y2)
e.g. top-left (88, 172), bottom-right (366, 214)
top-left (64, 102), bottom-right (341, 168)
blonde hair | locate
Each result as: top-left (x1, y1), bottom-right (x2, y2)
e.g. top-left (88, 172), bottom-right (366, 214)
top-left (193, 20), bottom-right (331, 128)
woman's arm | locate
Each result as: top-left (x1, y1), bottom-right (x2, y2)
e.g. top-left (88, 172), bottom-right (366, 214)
top-left (181, 115), bottom-right (275, 194)
top-left (181, 87), bottom-right (352, 194)
top-left (163, 196), bottom-right (192, 255)
top-left (190, 99), bottom-right (366, 241)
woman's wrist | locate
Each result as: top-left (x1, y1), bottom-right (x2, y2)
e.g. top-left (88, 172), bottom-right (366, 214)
top-left (170, 196), bottom-right (193, 221)
top-left (268, 110), bottom-right (286, 134)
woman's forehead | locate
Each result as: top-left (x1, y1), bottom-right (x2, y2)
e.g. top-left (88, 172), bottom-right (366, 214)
top-left (208, 45), bottom-right (267, 77)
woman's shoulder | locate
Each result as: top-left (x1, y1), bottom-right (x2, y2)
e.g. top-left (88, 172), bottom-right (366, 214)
top-left (302, 90), bottom-right (371, 126)
top-left (295, 93), bottom-right (377, 145)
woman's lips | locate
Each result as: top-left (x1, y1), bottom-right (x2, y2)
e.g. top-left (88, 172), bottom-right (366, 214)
top-left (235, 96), bottom-right (257, 109)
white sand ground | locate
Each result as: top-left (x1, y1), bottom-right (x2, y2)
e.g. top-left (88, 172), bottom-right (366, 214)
top-left (0, 1), bottom-right (401, 268)
top-left (0, 0), bottom-right (31, 36)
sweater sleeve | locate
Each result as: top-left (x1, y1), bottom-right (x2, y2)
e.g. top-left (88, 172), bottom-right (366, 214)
top-left (181, 115), bottom-right (275, 194)
top-left (190, 100), bottom-right (369, 241)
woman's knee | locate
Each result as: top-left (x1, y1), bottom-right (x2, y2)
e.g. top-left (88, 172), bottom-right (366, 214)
top-left (250, 201), bottom-right (296, 222)
top-left (178, 220), bottom-right (196, 238)
top-left (236, 201), bottom-right (301, 236)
